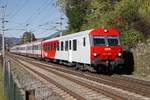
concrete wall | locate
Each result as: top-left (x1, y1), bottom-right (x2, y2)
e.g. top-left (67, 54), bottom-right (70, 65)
top-left (132, 41), bottom-right (150, 75)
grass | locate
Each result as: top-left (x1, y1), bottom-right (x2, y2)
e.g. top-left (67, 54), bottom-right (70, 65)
top-left (0, 58), bottom-right (6, 100)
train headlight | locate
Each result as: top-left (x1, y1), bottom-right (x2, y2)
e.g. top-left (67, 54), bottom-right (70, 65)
top-left (93, 53), bottom-right (97, 57)
top-left (118, 52), bottom-right (122, 57)
top-left (104, 29), bottom-right (108, 33)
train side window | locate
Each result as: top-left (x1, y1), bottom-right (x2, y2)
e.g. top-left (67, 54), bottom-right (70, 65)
top-left (50, 43), bottom-right (52, 50)
top-left (47, 44), bottom-right (48, 50)
top-left (61, 41), bottom-right (64, 51)
top-left (45, 44), bottom-right (47, 50)
top-left (51, 43), bottom-right (53, 51)
top-left (52, 43), bottom-right (54, 50)
top-left (48, 43), bottom-right (50, 50)
top-left (44, 45), bottom-right (45, 50)
top-left (73, 39), bottom-right (77, 51)
top-left (49, 43), bottom-right (51, 50)
top-left (57, 42), bottom-right (59, 51)
top-left (47, 44), bottom-right (49, 50)
top-left (44, 44), bottom-right (46, 50)
top-left (65, 41), bottom-right (68, 51)
top-left (46, 44), bottom-right (48, 50)
top-left (54, 42), bottom-right (56, 50)
top-left (38, 44), bottom-right (41, 50)
top-left (50, 43), bottom-right (52, 51)
top-left (69, 40), bottom-right (71, 50)
top-left (83, 37), bottom-right (86, 46)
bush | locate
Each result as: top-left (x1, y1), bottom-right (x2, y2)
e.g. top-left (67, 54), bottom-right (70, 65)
top-left (121, 29), bottom-right (142, 48)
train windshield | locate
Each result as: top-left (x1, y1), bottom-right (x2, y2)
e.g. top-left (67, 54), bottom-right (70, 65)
top-left (93, 36), bottom-right (120, 46)
top-left (107, 37), bottom-right (119, 46)
top-left (93, 37), bottom-right (106, 46)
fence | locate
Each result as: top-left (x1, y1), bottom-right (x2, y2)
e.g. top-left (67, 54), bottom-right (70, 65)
top-left (4, 59), bottom-right (24, 100)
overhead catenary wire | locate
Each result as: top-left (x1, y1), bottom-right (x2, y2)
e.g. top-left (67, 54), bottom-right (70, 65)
top-left (8, 0), bottom-right (29, 20)
top-left (29, 1), bottom-right (68, 33)
top-left (24, 0), bottom-right (59, 33)
top-left (4, 0), bottom-right (68, 38)
top-left (24, 0), bottom-right (53, 25)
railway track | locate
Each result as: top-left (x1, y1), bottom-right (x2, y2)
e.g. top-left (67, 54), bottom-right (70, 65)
top-left (8, 54), bottom-right (122, 100)
top-left (8, 53), bottom-right (150, 100)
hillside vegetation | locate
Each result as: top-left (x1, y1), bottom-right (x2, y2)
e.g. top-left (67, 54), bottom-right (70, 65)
top-left (58, 0), bottom-right (150, 47)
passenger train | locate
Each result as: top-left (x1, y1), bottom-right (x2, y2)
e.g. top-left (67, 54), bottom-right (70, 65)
top-left (10, 28), bottom-right (134, 73)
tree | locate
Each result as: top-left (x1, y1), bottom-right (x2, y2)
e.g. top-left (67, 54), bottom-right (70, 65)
top-left (58, 0), bottom-right (90, 33)
top-left (21, 32), bottom-right (36, 44)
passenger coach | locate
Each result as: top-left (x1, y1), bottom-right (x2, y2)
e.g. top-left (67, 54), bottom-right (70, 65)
top-left (42, 28), bottom-right (125, 72)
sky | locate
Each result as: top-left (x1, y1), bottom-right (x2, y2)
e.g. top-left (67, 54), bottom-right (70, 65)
top-left (0, 0), bottom-right (68, 38)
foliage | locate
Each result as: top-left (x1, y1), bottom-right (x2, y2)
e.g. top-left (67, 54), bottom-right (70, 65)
top-left (21, 32), bottom-right (36, 44)
top-left (58, 0), bottom-right (91, 33)
top-left (58, 0), bottom-right (150, 47)
top-left (121, 29), bottom-right (142, 48)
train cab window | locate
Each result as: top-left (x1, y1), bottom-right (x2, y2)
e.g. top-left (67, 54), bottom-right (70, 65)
top-left (83, 37), bottom-right (86, 46)
top-left (61, 41), bottom-right (64, 51)
top-left (73, 39), bottom-right (77, 51)
top-left (57, 42), bottom-right (59, 51)
top-left (107, 37), bottom-right (119, 46)
top-left (65, 41), bottom-right (68, 51)
top-left (69, 40), bottom-right (71, 50)
top-left (93, 37), bottom-right (105, 46)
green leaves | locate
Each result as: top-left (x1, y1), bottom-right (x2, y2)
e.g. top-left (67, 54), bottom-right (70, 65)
top-left (58, 0), bottom-right (150, 47)
top-left (122, 29), bottom-right (142, 48)
top-left (21, 32), bottom-right (36, 44)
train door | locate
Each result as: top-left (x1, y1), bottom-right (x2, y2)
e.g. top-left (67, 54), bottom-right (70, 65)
top-left (68, 40), bottom-right (72, 62)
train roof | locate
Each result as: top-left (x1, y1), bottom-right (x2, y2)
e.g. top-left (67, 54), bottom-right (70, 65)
top-left (90, 28), bottom-right (121, 36)
top-left (43, 28), bottom-right (121, 42)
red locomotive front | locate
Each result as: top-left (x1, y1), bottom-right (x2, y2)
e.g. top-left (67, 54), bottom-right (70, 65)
top-left (90, 28), bottom-right (124, 72)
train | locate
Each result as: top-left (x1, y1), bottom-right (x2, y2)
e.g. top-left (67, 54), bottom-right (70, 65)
top-left (10, 28), bottom-right (134, 73)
